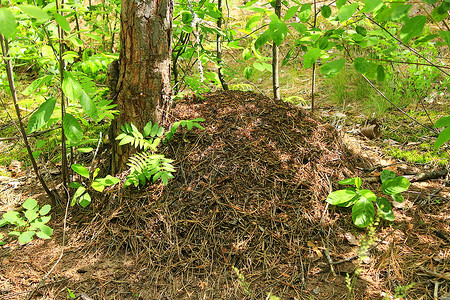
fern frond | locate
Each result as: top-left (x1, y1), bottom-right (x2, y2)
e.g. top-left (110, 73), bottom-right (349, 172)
top-left (125, 152), bottom-right (176, 187)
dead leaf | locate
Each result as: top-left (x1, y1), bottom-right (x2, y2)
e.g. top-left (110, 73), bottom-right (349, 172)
top-left (307, 241), bottom-right (323, 258)
top-left (344, 232), bottom-right (360, 246)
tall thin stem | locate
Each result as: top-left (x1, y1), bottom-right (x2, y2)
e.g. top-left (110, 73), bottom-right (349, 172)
top-left (56, 0), bottom-right (69, 188)
top-left (0, 34), bottom-right (56, 202)
top-left (311, 0), bottom-right (317, 114)
top-left (217, 0), bottom-right (228, 90)
top-left (272, 0), bottom-right (281, 101)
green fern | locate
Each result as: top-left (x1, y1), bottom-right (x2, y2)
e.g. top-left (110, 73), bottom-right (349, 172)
top-left (116, 122), bottom-right (164, 151)
top-left (118, 118), bottom-right (205, 187)
top-left (125, 153), bottom-right (175, 187)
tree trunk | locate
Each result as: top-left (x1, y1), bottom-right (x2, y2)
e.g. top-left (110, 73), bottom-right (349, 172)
top-left (111, 0), bottom-right (173, 174)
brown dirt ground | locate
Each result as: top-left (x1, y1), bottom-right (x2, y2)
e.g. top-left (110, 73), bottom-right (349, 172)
top-left (0, 90), bottom-right (449, 300)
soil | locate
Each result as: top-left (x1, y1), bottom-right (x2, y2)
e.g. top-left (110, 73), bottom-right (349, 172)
top-left (0, 90), bottom-right (449, 300)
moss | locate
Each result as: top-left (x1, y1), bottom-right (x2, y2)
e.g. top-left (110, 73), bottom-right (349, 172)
top-left (385, 146), bottom-right (449, 165)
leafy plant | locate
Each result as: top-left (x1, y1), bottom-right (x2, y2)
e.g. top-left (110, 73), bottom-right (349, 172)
top-left (69, 164), bottom-right (120, 207)
top-left (232, 266), bottom-right (251, 296)
top-left (117, 118), bottom-right (205, 188)
top-left (0, 198), bottom-right (53, 244)
top-left (434, 116), bottom-right (450, 149)
top-left (125, 153), bottom-right (175, 187)
top-left (326, 170), bottom-right (410, 227)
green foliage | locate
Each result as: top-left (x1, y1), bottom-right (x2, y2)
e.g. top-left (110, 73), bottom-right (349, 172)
top-left (326, 170), bottom-right (410, 227)
top-left (0, 198), bottom-right (53, 244)
top-left (70, 164), bottom-right (120, 207)
top-left (232, 266), bottom-right (251, 296)
top-left (119, 118), bottom-right (205, 188)
top-left (116, 122), bottom-right (165, 152)
top-left (434, 116), bottom-right (450, 149)
top-left (125, 153), bottom-right (175, 187)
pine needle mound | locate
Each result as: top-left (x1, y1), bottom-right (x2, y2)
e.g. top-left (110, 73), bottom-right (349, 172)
top-left (88, 90), bottom-right (370, 298)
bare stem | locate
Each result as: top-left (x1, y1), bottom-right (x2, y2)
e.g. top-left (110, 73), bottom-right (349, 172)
top-left (0, 34), bottom-right (56, 202)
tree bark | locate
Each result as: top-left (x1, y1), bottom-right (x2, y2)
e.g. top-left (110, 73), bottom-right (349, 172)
top-left (111, 0), bottom-right (173, 173)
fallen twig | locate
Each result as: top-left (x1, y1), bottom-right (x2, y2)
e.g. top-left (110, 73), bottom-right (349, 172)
top-left (417, 266), bottom-right (450, 282)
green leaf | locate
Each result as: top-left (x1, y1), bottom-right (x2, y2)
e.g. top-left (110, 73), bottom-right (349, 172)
top-left (36, 225), bottom-right (53, 239)
top-left (377, 65), bottom-right (385, 82)
top-left (298, 4), bottom-right (311, 23)
top-left (321, 5), bottom-right (332, 18)
top-left (246, 14), bottom-right (262, 29)
top-left (143, 122), bottom-right (153, 137)
top-left (376, 197), bottom-right (395, 221)
top-left (62, 71), bottom-right (83, 101)
top-left (272, 21), bottom-right (288, 46)
top-left (0, 8), bottom-right (17, 39)
top-left (18, 5), bottom-right (50, 20)
top-left (359, 189), bottom-right (377, 202)
top-left (352, 197), bottom-right (375, 227)
top-left (150, 123), bottom-right (160, 136)
top-left (77, 147), bottom-right (93, 153)
top-left (22, 198), bottom-right (38, 211)
top-left (380, 169), bottom-right (396, 183)
top-left (355, 26), bottom-right (367, 36)
top-left (382, 176), bottom-right (410, 195)
top-left (336, 0), bottom-right (347, 9)
top-left (24, 211), bottom-right (38, 224)
top-left (39, 205), bottom-right (51, 216)
top-left (290, 23), bottom-right (307, 34)
top-left (54, 12), bottom-right (70, 32)
top-left (320, 59), bottom-right (345, 77)
top-left (338, 177), bottom-right (362, 188)
top-left (27, 98), bottom-right (56, 134)
top-left (434, 126), bottom-right (450, 149)
top-left (72, 186), bottom-right (85, 206)
top-left (338, 4), bottom-right (358, 22)
top-left (400, 16), bottom-right (427, 43)
top-left (0, 218), bottom-right (8, 227)
top-left (284, 6), bottom-right (299, 21)
top-left (18, 231), bottom-right (36, 244)
top-left (79, 192), bottom-right (91, 208)
top-left (391, 4), bottom-right (412, 21)
top-left (255, 29), bottom-right (272, 49)
top-left (361, 0), bottom-right (383, 13)
top-left (119, 135), bottom-right (134, 146)
top-left (22, 75), bottom-right (53, 96)
top-left (63, 113), bottom-right (83, 144)
top-left (440, 31), bottom-right (450, 49)
top-left (69, 182), bottom-right (82, 189)
top-left (303, 48), bottom-right (322, 69)
top-left (435, 116), bottom-right (450, 128)
top-left (354, 57), bottom-right (370, 74)
top-left (391, 193), bottom-right (404, 203)
top-left (2, 211), bottom-right (21, 225)
top-left (326, 189), bottom-right (359, 207)
top-left (80, 91), bottom-right (98, 120)
top-left (71, 164), bottom-right (90, 178)
top-left (432, 3), bottom-right (449, 22)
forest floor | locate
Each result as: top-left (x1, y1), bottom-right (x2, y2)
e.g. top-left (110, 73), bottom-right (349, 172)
top-left (0, 90), bottom-right (449, 300)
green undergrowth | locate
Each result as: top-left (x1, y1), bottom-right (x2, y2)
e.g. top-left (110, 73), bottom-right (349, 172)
top-left (386, 144), bottom-right (449, 165)
top-left (0, 120), bottom-right (110, 168)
